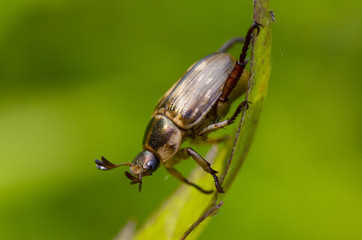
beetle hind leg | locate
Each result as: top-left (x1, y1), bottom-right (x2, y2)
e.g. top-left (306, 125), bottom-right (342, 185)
top-left (219, 22), bottom-right (262, 102)
top-left (166, 167), bottom-right (213, 194)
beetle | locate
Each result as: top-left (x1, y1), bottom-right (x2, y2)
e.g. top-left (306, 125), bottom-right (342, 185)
top-left (95, 22), bottom-right (262, 194)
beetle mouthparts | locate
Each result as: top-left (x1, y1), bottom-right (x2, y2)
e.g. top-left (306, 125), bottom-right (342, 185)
top-left (125, 171), bottom-right (138, 182)
top-left (125, 171), bottom-right (143, 192)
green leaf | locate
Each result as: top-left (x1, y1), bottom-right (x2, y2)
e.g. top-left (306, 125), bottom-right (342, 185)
top-left (116, 1), bottom-right (272, 239)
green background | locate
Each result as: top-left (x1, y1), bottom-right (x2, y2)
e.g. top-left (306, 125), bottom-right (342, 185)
top-left (0, 0), bottom-right (361, 239)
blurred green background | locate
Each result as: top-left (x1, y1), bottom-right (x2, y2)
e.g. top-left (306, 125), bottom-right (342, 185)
top-left (0, 0), bottom-right (361, 239)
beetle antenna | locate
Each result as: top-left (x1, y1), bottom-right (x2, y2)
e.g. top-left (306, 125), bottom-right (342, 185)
top-left (95, 156), bottom-right (131, 170)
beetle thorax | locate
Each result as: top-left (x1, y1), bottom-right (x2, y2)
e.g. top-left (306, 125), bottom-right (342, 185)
top-left (142, 114), bottom-right (183, 162)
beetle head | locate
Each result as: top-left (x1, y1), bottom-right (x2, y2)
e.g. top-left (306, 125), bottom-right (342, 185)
top-left (130, 150), bottom-right (160, 176)
top-left (95, 151), bottom-right (159, 192)
top-left (125, 151), bottom-right (160, 191)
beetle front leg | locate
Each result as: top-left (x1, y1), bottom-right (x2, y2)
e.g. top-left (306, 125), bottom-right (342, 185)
top-left (180, 148), bottom-right (224, 193)
top-left (197, 100), bottom-right (251, 136)
top-left (166, 167), bottom-right (213, 194)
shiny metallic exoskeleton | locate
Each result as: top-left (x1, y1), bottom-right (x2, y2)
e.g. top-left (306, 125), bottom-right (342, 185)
top-left (95, 22), bottom-right (262, 194)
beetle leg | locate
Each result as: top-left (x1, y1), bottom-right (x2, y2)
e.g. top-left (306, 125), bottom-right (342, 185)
top-left (219, 22), bottom-right (262, 102)
top-left (197, 100), bottom-right (251, 136)
top-left (166, 167), bottom-right (213, 194)
top-left (217, 36), bottom-right (244, 53)
top-left (181, 148), bottom-right (225, 193)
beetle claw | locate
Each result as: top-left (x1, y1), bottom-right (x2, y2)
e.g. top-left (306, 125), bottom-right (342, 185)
top-left (241, 100), bottom-right (252, 110)
top-left (253, 22), bottom-right (264, 36)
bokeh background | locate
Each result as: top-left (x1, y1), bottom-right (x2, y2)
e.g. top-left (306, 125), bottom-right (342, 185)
top-left (1, 0), bottom-right (361, 239)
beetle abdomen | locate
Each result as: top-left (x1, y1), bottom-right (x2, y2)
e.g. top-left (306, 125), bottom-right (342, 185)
top-left (157, 53), bottom-right (236, 129)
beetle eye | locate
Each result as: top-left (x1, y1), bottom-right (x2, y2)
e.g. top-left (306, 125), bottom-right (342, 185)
top-left (144, 157), bottom-right (159, 172)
